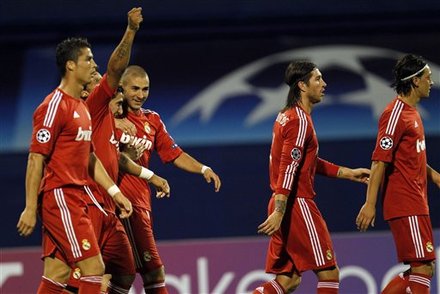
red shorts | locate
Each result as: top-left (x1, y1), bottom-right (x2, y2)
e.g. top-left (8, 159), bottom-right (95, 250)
top-left (265, 197), bottom-right (337, 274)
top-left (41, 187), bottom-right (100, 264)
top-left (66, 206), bottom-right (136, 287)
top-left (388, 215), bottom-right (436, 263)
top-left (120, 206), bottom-right (163, 274)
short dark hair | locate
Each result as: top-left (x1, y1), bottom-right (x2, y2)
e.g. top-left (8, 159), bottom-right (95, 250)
top-left (391, 54), bottom-right (427, 96)
top-left (284, 60), bottom-right (316, 109)
top-left (55, 37), bottom-right (91, 77)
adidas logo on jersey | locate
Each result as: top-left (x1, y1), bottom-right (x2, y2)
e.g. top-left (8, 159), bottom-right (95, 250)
top-left (73, 111), bottom-right (80, 118)
top-left (75, 126), bottom-right (92, 141)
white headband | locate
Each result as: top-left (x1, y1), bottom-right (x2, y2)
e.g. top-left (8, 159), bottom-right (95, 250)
top-left (400, 64), bottom-right (428, 81)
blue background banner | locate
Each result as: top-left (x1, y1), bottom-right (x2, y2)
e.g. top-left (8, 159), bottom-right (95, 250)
top-left (1, 1), bottom-right (439, 249)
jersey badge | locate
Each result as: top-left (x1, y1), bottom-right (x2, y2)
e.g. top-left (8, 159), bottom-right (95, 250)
top-left (81, 239), bottom-right (91, 251)
top-left (143, 250), bottom-right (152, 262)
top-left (73, 111), bottom-right (80, 118)
top-left (36, 129), bottom-right (51, 143)
top-left (326, 249), bottom-right (333, 260)
top-left (414, 121), bottom-right (419, 128)
top-left (291, 147), bottom-right (301, 161)
top-left (426, 241), bottom-right (433, 253)
top-left (144, 122), bottom-right (151, 134)
top-left (72, 268), bottom-right (81, 279)
top-left (379, 136), bottom-right (393, 150)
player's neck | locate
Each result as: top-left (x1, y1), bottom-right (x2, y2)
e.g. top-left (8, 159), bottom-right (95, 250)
top-left (398, 93), bottom-right (419, 108)
top-left (58, 78), bottom-right (84, 99)
top-left (298, 98), bottom-right (313, 114)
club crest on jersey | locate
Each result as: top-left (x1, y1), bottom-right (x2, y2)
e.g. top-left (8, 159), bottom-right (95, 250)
top-left (416, 139), bottom-right (426, 153)
top-left (426, 241), bottom-right (434, 253)
top-left (36, 129), bottom-right (51, 143)
top-left (379, 136), bottom-right (393, 150)
top-left (291, 147), bottom-right (301, 161)
top-left (73, 268), bottom-right (81, 279)
top-left (143, 251), bottom-right (152, 262)
top-left (81, 239), bottom-right (91, 251)
top-left (75, 126), bottom-right (92, 142)
top-left (326, 250), bottom-right (333, 260)
top-left (144, 122), bottom-right (151, 134)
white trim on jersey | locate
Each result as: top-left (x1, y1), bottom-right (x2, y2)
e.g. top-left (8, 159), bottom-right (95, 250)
top-left (409, 216), bottom-right (425, 258)
top-left (282, 161), bottom-right (299, 190)
top-left (385, 100), bottom-right (404, 135)
top-left (270, 280), bottom-right (284, 294)
top-left (295, 107), bottom-right (308, 147)
top-left (83, 186), bottom-right (108, 216)
top-left (298, 198), bottom-right (325, 267)
top-left (43, 90), bottom-right (63, 128)
top-left (317, 281), bottom-right (340, 289)
top-left (54, 188), bottom-right (82, 259)
top-left (121, 217), bottom-right (143, 268)
top-left (409, 274), bottom-right (431, 287)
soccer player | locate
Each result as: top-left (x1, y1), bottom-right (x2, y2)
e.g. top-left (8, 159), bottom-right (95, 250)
top-left (356, 54), bottom-right (440, 294)
top-left (16, 37), bottom-right (132, 294)
top-left (254, 61), bottom-right (370, 294)
top-left (115, 65), bottom-right (221, 293)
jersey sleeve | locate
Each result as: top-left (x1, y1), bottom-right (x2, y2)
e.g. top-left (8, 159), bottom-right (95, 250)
top-left (29, 98), bottom-right (65, 156)
top-left (154, 115), bottom-right (183, 163)
top-left (316, 157), bottom-right (339, 177)
top-left (372, 105), bottom-right (406, 163)
top-left (85, 73), bottom-right (115, 119)
top-left (275, 117), bottom-right (307, 195)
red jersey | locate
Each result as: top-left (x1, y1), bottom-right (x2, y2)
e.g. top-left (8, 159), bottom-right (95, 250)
top-left (118, 109), bottom-right (183, 211)
top-left (372, 97), bottom-right (429, 220)
top-left (85, 74), bottom-right (118, 208)
top-left (30, 89), bottom-right (93, 191)
top-left (269, 106), bottom-right (338, 198)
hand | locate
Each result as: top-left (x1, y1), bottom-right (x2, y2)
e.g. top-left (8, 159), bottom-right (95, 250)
top-left (113, 193), bottom-right (133, 219)
top-left (17, 208), bottom-right (37, 237)
top-left (257, 211), bottom-right (283, 236)
top-left (203, 168), bottom-right (221, 192)
top-left (149, 175), bottom-right (171, 198)
top-left (115, 118), bottom-right (137, 136)
top-left (127, 7), bottom-right (143, 31)
top-left (356, 203), bottom-right (376, 232)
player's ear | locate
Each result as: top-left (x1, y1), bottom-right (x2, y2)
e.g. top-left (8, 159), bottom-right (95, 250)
top-left (298, 80), bottom-right (307, 92)
top-left (66, 60), bottom-right (76, 72)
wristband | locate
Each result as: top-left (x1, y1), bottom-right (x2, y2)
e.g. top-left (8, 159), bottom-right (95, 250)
top-left (107, 185), bottom-right (121, 198)
top-left (140, 167), bottom-right (154, 180)
top-left (201, 165), bottom-right (211, 174)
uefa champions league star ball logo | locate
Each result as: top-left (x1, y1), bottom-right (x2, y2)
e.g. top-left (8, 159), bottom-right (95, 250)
top-left (172, 45), bottom-right (439, 129)
top-left (36, 129), bottom-right (51, 143)
top-left (379, 136), bottom-right (393, 150)
top-left (291, 147), bottom-right (301, 161)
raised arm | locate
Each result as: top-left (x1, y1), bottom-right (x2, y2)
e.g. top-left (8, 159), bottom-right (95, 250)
top-left (17, 152), bottom-right (46, 237)
top-left (106, 7), bottom-right (143, 89)
top-left (427, 164), bottom-right (440, 188)
top-left (356, 160), bottom-right (387, 232)
top-left (119, 152), bottom-right (170, 198)
top-left (172, 152), bottom-right (221, 192)
top-left (89, 152), bottom-right (132, 218)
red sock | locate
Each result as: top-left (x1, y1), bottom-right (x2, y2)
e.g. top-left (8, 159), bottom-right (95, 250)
top-left (37, 276), bottom-right (66, 293)
top-left (78, 275), bottom-right (102, 294)
top-left (144, 281), bottom-right (168, 294)
top-left (409, 274), bottom-right (431, 294)
top-left (108, 281), bottom-right (130, 294)
top-left (381, 272), bottom-right (409, 293)
top-left (253, 280), bottom-right (286, 294)
top-left (317, 279), bottom-right (339, 294)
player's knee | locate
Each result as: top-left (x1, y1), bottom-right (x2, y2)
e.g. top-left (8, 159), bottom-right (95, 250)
top-left (410, 261), bottom-right (435, 277)
top-left (142, 266), bottom-right (166, 284)
top-left (42, 257), bottom-right (71, 283)
top-left (76, 255), bottom-right (105, 276)
top-left (111, 274), bottom-right (136, 289)
top-left (316, 266), bottom-right (340, 281)
top-left (285, 275), bottom-right (301, 292)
